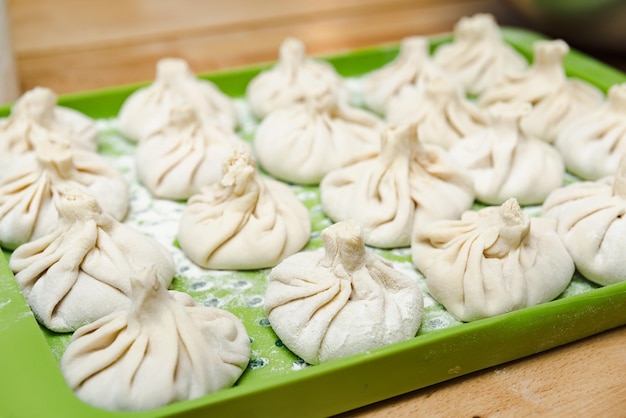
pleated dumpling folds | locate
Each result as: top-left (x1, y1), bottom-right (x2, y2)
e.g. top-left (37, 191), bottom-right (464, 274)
top-left (178, 148), bottom-right (311, 270)
top-left (60, 267), bottom-right (250, 411)
top-left (253, 90), bottom-right (383, 185)
top-left (245, 37), bottom-right (347, 119)
top-left (321, 125), bottom-right (416, 249)
top-left (479, 39), bottom-right (604, 143)
top-left (135, 105), bottom-right (249, 200)
top-left (264, 220), bottom-right (423, 365)
top-left (9, 188), bottom-right (175, 332)
top-left (448, 102), bottom-right (564, 205)
top-left (362, 36), bottom-right (436, 115)
top-left (321, 124), bottom-right (474, 248)
top-left (412, 198), bottom-right (574, 322)
top-left (0, 131), bottom-right (128, 250)
top-left (0, 87), bottom-right (97, 171)
top-left (386, 74), bottom-right (488, 149)
top-left (408, 126), bottom-right (476, 230)
top-left (118, 58), bottom-right (237, 142)
top-left (433, 13), bottom-right (528, 95)
top-left (542, 155), bottom-right (626, 286)
top-left (556, 83), bottom-right (626, 180)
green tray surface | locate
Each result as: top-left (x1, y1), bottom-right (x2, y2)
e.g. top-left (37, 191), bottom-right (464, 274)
top-left (1, 27), bottom-right (626, 418)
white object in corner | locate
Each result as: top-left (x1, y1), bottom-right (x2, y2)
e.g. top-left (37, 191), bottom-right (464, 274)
top-left (0, 0), bottom-right (19, 105)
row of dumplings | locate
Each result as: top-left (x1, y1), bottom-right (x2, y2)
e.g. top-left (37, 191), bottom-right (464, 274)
top-left (1, 11), bottom-right (626, 411)
top-left (246, 13), bottom-right (622, 186)
top-left (0, 86), bottom-right (255, 409)
top-left (0, 88), bottom-right (254, 409)
top-left (0, 51), bottom-right (312, 411)
top-left (0, 50), bottom-right (409, 410)
top-left (9, 189), bottom-right (251, 411)
top-left (149, 13), bottom-right (626, 358)
top-left (0, 87), bottom-right (129, 249)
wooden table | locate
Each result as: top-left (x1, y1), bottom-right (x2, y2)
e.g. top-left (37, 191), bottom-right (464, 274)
top-left (5, 0), bottom-right (626, 416)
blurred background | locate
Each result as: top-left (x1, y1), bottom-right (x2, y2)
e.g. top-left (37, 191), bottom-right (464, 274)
top-left (3, 0), bottom-right (625, 101)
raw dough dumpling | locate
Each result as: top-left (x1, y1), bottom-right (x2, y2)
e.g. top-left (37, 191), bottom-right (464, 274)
top-left (60, 267), bottom-right (250, 411)
top-left (264, 220), bottom-right (423, 365)
top-left (448, 102), bottom-right (564, 205)
top-left (253, 91), bottom-right (383, 185)
top-left (135, 105), bottom-right (249, 200)
top-left (321, 124), bottom-right (473, 248)
top-left (541, 156), bottom-right (626, 286)
top-left (245, 37), bottom-right (347, 119)
top-left (0, 132), bottom-right (128, 250)
top-left (320, 125), bottom-right (416, 248)
top-left (555, 83), bottom-right (626, 180)
top-left (0, 87), bottom-right (97, 171)
top-left (386, 74), bottom-right (488, 149)
top-left (9, 188), bottom-right (175, 332)
top-left (433, 13), bottom-right (528, 95)
top-left (362, 36), bottom-right (438, 115)
top-left (409, 130), bottom-right (476, 230)
top-left (178, 148), bottom-right (311, 270)
top-left (118, 58), bottom-right (237, 142)
top-left (413, 198), bottom-right (574, 322)
top-left (479, 39), bottom-right (604, 143)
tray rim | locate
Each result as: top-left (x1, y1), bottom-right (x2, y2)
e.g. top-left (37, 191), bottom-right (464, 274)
top-left (2, 27), bottom-right (626, 418)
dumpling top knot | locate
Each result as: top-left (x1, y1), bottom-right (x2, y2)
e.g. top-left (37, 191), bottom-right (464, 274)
top-left (219, 146), bottom-right (257, 191)
top-left (398, 36), bottom-right (429, 56)
top-left (280, 37), bottom-right (307, 71)
top-left (528, 39), bottom-right (569, 86)
top-left (54, 187), bottom-right (104, 222)
top-left (156, 57), bottom-right (194, 86)
top-left (12, 87), bottom-right (57, 124)
top-left (320, 220), bottom-right (367, 272)
top-left (483, 198), bottom-right (531, 258)
top-left (455, 13), bottom-right (499, 41)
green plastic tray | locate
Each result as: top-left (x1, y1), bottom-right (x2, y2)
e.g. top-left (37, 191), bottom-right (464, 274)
top-left (2, 27), bottom-right (626, 418)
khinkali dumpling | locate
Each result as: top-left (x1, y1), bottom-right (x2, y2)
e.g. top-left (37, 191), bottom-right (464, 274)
top-left (9, 188), bottom-right (175, 332)
top-left (555, 83), bottom-right (626, 180)
top-left (135, 105), bottom-right (249, 200)
top-left (541, 156), bottom-right (626, 286)
top-left (433, 13), bottom-right (528, 95)
top-left (0, 132), bottom-right (128, 250)
top-left (479, 39), bottom-right (604, 143)
top-left (118, 58), bottom-right (237, 142)
top-left (448, 102), bottom-right (564, 205)
top-left (178, 148), bottom-right (311, 270)
top-left (265, 220), bottom-right (423, 365)
top-left (362, 36), bottom-right (437, 115)
top-left (412, 198), bottom-right (574, 322)
top-left (0, 87), bottom-right (97, 171)
top-left (320, 125), bottom-right (415, 248)
top-left (253, 91), bottom-right (383, 185)
top-left (60, 267), bottom-right (250, 411)
top-left (386, 74), bottom-right (488, 149)
top-left (321, 124), bottom-right (473, 248)
top-left (245, 37), bottom-right (347, 120)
